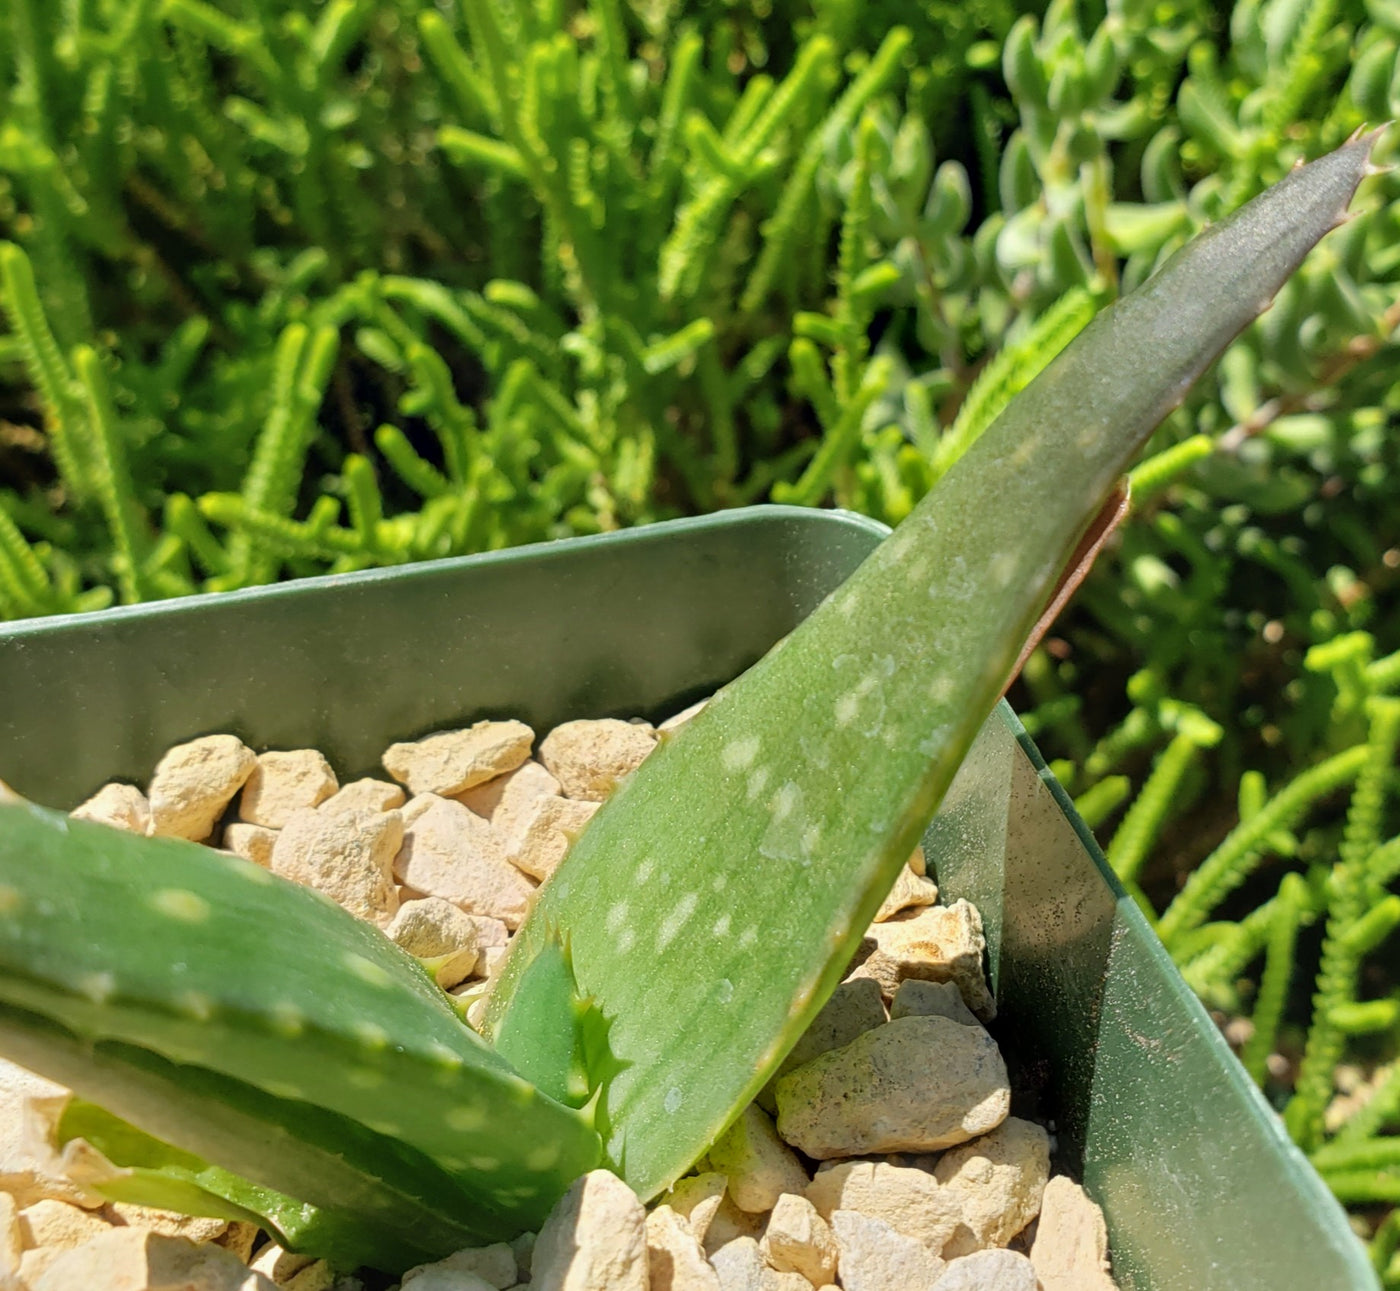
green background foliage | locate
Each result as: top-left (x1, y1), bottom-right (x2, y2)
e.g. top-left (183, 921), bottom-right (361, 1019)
top-left (2, 0), bottom-right (1400, 1275)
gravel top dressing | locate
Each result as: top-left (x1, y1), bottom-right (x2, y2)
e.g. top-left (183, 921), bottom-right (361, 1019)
top-left (0, 704), bottom-right (1119, 1291)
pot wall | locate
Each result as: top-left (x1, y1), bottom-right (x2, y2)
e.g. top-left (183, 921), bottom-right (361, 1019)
top-left (0, 505), bottom-right (1375, 1291)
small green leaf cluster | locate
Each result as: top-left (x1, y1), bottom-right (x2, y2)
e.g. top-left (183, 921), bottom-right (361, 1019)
top-left (2, 0), bottom-right (1393, 615)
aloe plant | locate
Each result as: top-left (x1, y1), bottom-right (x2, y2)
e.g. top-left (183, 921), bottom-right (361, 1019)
top-left (0, 134), bottom-right (1380, 1273)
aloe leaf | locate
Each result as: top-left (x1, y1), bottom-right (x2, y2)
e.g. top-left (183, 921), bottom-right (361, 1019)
top-left (0, 802), bottom-right (601, 1258)
top-left (487, 134), bottom-right (1381, 1199)
top-left (54, 1099), bottom-right (393, 1269)
top-left (0, 999), bottom-right (472, 1270)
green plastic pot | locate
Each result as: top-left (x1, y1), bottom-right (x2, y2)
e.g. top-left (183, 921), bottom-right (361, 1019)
top-left (0, 506), bottom-right (1374, 1290)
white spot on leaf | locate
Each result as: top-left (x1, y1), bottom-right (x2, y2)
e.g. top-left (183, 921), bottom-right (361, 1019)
top-left (657, 892), bottom-right (698, 951)
top-left (722, 736), bottom-right (760, 771)
top-left (447, 1105), bottom-right (486, 1131)
top-left (150, 889), bottom-right (210, 923)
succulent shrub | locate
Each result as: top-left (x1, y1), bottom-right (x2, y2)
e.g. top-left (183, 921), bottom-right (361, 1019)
top-left (0, 138), bottom-right (1380, 1273)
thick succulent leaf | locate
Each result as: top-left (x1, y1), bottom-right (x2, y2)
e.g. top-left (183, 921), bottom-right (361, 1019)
top-left (55, 1100), bottom-right (394, 1269)
top-left (0, 802), bottom-right (601, 1258)
top-left (486, 134), bottom-right (1381, 1199)
top-left (0, 1000), bottom-right (479, 1269)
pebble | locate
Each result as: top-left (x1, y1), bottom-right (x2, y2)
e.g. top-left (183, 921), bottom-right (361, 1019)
top-left (401, 1241), bottom-right (518, 1289)
top-left (398, 1268), bottom-right (496, 1291)
top-left (657, 1173), bottom-right (728, 1246)
top-left (934, 1117), bottom-right (1050, 1255)
top-left (705, 1105), bottom-right (808, 1214)
top-left (503, 795), bottom-right (600, 880)
top-left (393, 795), bottom-right (536, 928)
top-left (708, 1236), bottom-right (809, 1290)
top-left (888, 979), bottom-right (979, 1028)
top-left (846, 901), bottom-right (997, 1019)
top-left (105, 1204), bottom-right (228, 1244)
top-left (700, 1193), bottom-right (766, 1257)
top-left (1030, 1176), bottom-right (1118, 1291)
top-left (28, 1228), bottom-right (277, 1290)
top-left (223, 822), bottom-right (278, 868)
top-left (383, 722), bottom-right (534, 797)
top-left (0, 1192), bottom-right (18, 1275)
top-left (17, 1198), bottom-right (112, 1252)
top-left (320, 778), bottom-right (406, 816)
top-left (0, 1061), bottom-right (99, 1209)
top-left (385, 897), bottom-right (481, 987)
top-left (531, 1169), bottom-right (648, 1291)
top-left (70, 783), bottom-right (150, 833)
top-left (456, 760), bottom-right (560, 830)
top-left (537, 719), bottom-right (657, 801)
top-left (830, 1209), bottom-right (945, 1291)
top-left (764, 979), bottom-right (887, 1102)
top-left (268, 806), bottom-right (403, 926)
top-left (146, 735), bottom-right (258, 841)
top-left (248, 1239), bottom-right (317, 1283)
top-left (238, 750), bottom-right (338, 827)
top-left (758, 1193), bottom-right (838, 1285)
top-left (931, 1246), bottom-right (1038, 1289)
top-left (774, 1015), bottom-right (1009, 1157)
top-left (646, 1205), bottom-right (720, 1291)
top-left (805, 1160), bottom-right (961, 1253)
top-left (872, 865), bottom-right (940, 922)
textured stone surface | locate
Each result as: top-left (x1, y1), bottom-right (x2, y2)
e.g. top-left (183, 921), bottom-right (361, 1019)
top-left (705, 1105), bottom-right (808, 1213)
top-left (0, 1061), bottom-right (99, 1209)
top-left (658, 1174), bottom-right (729, 1247)
top-left (774, 979), bottom-right (887, 1084)
top-left (845, 902), bottom-right (996, 1019)
top-left (872, 866), bottom-right (940, 922)
top-left (238, 750), bottom-right (338, 827)
top-left (700, 1194), bottom-right (765, 1258)
top-left (394, 795), bottom-right (536, 928)
top-left (398, 1268), bottom-right (496, 1291)
top-left (504, 795), bottom-right (600, 880)
top-left (104, 1204), bottom-right (227, 1244)
top-left (931, 1247), bottom-right (1038, 1289)
top-left (385, 897), bottom-right (481, 987)
top-left (759, 1193), bottom-right (838, 1286)
top-left (646, 1206), bottom-right (720, 1291)
top-left (17, 1199), bottom-right (112, 1253)
top-left (402, 1242), bottom-right (518, 1289)
top-left (831, 1210), bottom-right (945, 1291)
top-left (70, 783), bottom-right (150, 833)
top-left (30, 1228), bottom-right (277, 1291)
top-left (707, 1237), bottom-right (810, 1290)
top-left (146, 735), bottom-right (258, 841)
top-left (223, 822), bottom-right (278, 868)
top-left (775, 1016), bottom-right (1009, 1157)
top-left (888, 980), bottom-right (979, 1028)
top-left (805, 1160), bottom-right (961, 1253)
top-left (320, 778), bottom-right (406, 815)
top-left (530, 1170), bottom-right (648, 1291)
top-left (383, 722), bottom-right (534, 797)
top-left (538, 719), bottom-right (657, 801)
top-left (269, 806), bottom-right (402, 925)
top-left (0, 1192), bottom-right (19, 1275)
top-left (934, 1118), bottom-right (1050, 1256)
top-left (455, 760), bottom-right (560, 831)
top-left (1029, 1177), bottom-right (1117, 1291)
